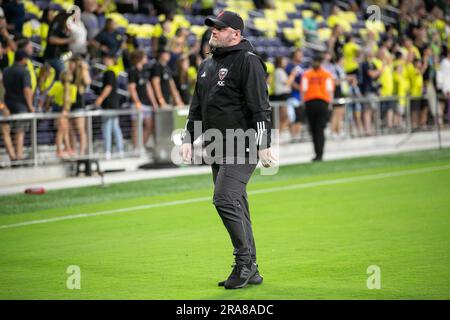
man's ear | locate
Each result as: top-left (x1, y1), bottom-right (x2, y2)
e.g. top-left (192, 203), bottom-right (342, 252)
top-left (235, 30), bottom-right (241, 41)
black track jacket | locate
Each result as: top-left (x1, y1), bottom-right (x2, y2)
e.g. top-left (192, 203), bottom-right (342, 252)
top-left (183, 39), bottom-right (272, 154)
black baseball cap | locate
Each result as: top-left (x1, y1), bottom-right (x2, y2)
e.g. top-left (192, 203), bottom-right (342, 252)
top-left (205, 11), bottom-right (244, 32)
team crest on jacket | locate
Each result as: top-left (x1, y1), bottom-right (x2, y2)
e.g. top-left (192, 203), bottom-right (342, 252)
top-left (219, 68), bottom-right (228, 80)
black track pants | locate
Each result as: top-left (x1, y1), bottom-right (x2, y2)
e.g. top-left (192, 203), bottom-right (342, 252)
top-left (212, 163), bottom-right (257, 265)
top-left (305, 99), bottom-right (329, 159)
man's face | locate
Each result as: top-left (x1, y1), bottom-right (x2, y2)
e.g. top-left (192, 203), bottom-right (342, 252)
top-left (159, 52), bottom-right (170, 64)
top-left (292, 50), bottom-right (302, 63)
top-left (24, 43), bottom-right (33, 55)
top-left (209, 26), bottom-right (240, 48)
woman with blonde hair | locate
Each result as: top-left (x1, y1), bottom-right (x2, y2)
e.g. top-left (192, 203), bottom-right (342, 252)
top-left (45, 69), bottom-right (78, 158)
top-left (68, 55), bottom-right (91, 156)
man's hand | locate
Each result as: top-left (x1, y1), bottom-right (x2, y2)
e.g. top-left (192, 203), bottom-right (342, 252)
top-left (258, 147), bottom-right (278, 168)
top-left (175, 98), bottom-right (184, 108)
top-left (94, 98), bottom-right (102, 108)
top-left (1, 103), bottom-right (10, 116)
top-left (181, 143), bottom-right (193, 164)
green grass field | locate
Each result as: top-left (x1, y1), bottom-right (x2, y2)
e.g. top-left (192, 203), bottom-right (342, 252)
top-left (0, 149), bottom-right (449, 299)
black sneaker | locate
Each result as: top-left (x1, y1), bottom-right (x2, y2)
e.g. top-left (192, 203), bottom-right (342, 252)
top-left (222, 262), bottom-right (257, 289)
top-left (218, 267), bottom-right (263, 287)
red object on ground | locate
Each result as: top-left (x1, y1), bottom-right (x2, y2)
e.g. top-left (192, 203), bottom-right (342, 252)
top-left (24, 187), bottom-right (46, 195)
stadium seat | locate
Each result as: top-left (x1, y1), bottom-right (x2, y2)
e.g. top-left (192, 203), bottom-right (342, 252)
top-left (173, 14), bottom-right (191, 29)
top-left (52, 0), bottom-right (74, 9)
top-left (264, 9), bottom-right (287, 22)
top-left (318, 28), bottom-right (332, 42)
top-left (283, 28), bottom-right (303, 46)
top-left (24, 0), bottom-right (42, 19)
top-left (105, 12), bottom-right (129, 28)
top-left (301, 10), bottom-right (314, 19)
top-left (341, 11), bottom-right (358, 24)
top-left (275, 1), bottom-right (296, 13)
top-left (35, 0), bottom-right (49, 10)
top-left (253, 17), bottom-right (278, 38)
top-left (227, 0), bottom-right (254, 11)
top-left (287, 12), bottom-right (302, 20)
top-left (190, 25), bottom-right (207, 39)
top-left (278, 20), bottom-right (294, 29)
top-left (366, 20), bottom-right (386, 34)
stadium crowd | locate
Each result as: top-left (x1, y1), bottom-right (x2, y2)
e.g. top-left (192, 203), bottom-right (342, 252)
top-left (0, 0), bottom-right (449, 165)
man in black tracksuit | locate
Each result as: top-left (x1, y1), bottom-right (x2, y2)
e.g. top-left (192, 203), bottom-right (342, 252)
top-left (181, 11), bottom-right (277, 289)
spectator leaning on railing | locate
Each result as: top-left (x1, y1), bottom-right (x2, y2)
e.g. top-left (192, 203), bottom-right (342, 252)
top-left (273, 55), bottom-right (299, 141)
top-left (151, 47), bottom-right (184, 108)
top-left (127, 50), bottom-right (158, 149)
top-left (329, 55), bottom-right (348, 139)
top-left (45, 67), bottom-right (78, 159)
top-left (285, 49), bottom-right (304, 142)
top-left (68, 55), bottom-right (91, 156)
top-left (17, 38), bottom-right (37, 94)
top-left (359, 49), bottom-right (382, 136)
top-left (378, 47), bottom-right (395, 129)
top-left (2, 50), bottom-right (35, 163)
top-left (174, 54), bottom-right (193, 106)
top-left (95, 53), bottom-right (124, 160)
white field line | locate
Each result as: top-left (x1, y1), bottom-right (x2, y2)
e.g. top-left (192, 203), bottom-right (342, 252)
top-left (1, 164), bottom-right (449, 231)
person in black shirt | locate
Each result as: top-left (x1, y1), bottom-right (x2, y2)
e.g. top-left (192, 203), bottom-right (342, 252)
top-left (359, 50), bottom-right (381, 136)
top-left (128, 50), bottom-right (158, 148)
top-left (0, 11), bottom-right (17, 71)
top-left (181, 11), bottom-right (277, 290)
top-left (94, 54), bottom-right (124, 159)
top-left (92, 18), bottom-right (124, 57)
top-left (174, 54), bottom-right (192, 105)
top-left (2, 50), bottom-right (35, 163)
top-left (2, 0), bottom-right (25, 35)
top-left (43, 11), bottom-right (73, 78)
top-left (151, 48), bottom-right (183, 108)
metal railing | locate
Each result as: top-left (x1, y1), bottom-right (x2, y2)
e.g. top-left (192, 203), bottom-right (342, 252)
top-left (0, 95), bottom-right (446, 167)
top-left (0, 106), bottom-right (146, 167)
top-left (270, 94), bottom-right (444, 145)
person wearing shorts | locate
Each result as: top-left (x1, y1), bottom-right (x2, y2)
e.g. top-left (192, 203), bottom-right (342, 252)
top-left (128, 50), bottom-right (158, 149)
top-left (2, 50), bottom-right (35, 164)
top-left (68, 56), bottom-right (91, 156)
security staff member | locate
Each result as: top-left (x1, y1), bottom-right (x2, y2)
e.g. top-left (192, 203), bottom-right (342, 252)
top-left (301, 54), bottom-right (334, 161)
top-left (180, 11), bottom-right (277, 290)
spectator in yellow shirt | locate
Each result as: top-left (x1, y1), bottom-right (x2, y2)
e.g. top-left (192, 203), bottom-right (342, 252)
top-left (404, 37), bottom-right (421, 60)
top-left (378, 47), bottom-right (395, 129)
top-left (393, 52), bottom-right (410, 129)
top-left (342, 35), bottom-right (360, 75)
top-left (409, 58), bottom-right (426, 130)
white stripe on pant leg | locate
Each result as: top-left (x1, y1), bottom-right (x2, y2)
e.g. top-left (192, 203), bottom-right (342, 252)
top-left (256, 122), bottom-right (260, 146)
